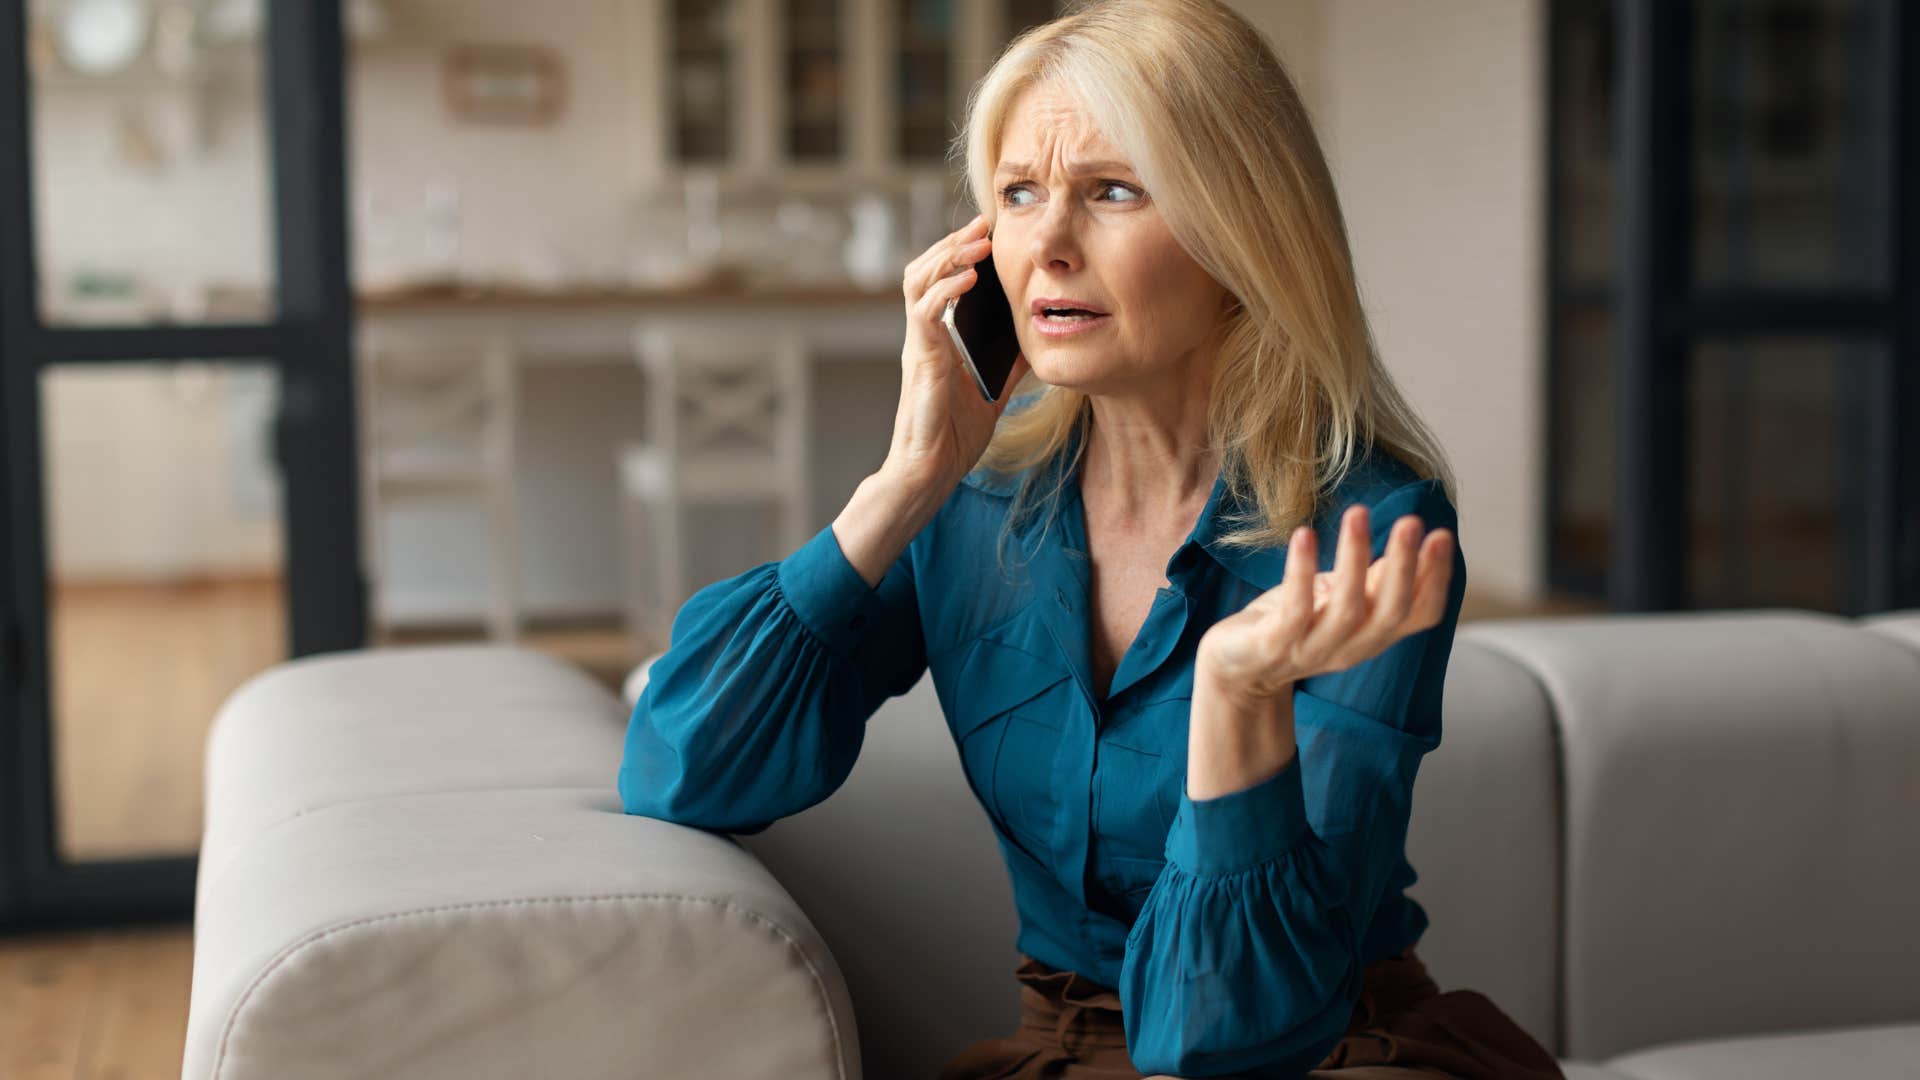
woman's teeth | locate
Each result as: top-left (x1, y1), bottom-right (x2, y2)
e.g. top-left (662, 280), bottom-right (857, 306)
top-left (1042, 310), bottom-right (1102, 321)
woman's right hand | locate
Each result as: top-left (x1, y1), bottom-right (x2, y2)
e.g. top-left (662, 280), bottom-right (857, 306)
top-left (879, 211), bottom-right (1032, 500)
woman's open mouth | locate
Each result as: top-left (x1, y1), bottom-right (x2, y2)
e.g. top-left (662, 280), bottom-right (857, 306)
top-left (1033, 308), bottom-right (1112, 338)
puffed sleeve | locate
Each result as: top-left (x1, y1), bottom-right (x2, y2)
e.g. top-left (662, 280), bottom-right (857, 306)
top-left (1117, 478), bottom-right (1468, 1078)
top-left (616, 519), bottom-right (928, 834)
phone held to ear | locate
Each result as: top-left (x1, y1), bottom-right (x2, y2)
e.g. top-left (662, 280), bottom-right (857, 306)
top-left (941, 242), bottom-right (1022, 403)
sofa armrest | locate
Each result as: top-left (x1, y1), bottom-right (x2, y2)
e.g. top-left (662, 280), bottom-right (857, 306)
top-left (187, 643), bottom-right (861, 1080)
top-left (186, 786), bottom-right (859, 1080)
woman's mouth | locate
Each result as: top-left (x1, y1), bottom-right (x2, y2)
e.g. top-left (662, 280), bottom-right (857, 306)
top-left (1033, 309), bottom-right (1112, 337)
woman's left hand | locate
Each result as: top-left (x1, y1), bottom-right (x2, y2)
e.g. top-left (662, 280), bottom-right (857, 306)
top-left (1195, 505), bottom-right (1455, 704)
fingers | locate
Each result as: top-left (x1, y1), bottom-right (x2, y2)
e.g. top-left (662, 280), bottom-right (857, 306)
top-left (904, 212), bottom-right (990, 303)
top-left (1301, 506), bottom-right (1439, 670)
top-left (903, 212), bottom-right (984, 286)
top-left (914, 260), bottom-right (980, 325)
top-left (1300, 506), bottom-right (1370, 655)
top-left (1275, 524), bottom-right (1316, 643)
top-left (1238, 504), bottom-right (1457, 685)
top-left (1408, 528), bottom-right (1455, 629)
top-left (1370, 514), bottom-right (1424, 639)
top-left (917, 236), bottom-right (990, 308)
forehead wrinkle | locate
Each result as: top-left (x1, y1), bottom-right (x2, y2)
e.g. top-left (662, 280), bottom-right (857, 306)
top-left (995, 156), bottom-right (1135, 179)
top-left (996, 90), bottom-right (1129, 180)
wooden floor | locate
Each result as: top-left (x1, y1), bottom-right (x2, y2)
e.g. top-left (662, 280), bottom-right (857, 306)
top-left (0, 926), bottom-right (195, 1080)
top-left (1, 574), bottom-right (1595, 1078)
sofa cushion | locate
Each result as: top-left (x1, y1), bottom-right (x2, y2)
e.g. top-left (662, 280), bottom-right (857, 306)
top-left (1598, 1021), bottom-right (1920, 1080)
top-left (1559, 1064), bottom-right (1635, 1080)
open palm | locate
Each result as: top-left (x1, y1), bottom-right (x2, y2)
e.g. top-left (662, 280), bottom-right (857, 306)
top-left (1196, 505), bottom-right (1455, 702)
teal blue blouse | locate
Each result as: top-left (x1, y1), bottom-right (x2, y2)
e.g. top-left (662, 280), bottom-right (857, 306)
top-left (618, 416), bottom-right (1468, 1078)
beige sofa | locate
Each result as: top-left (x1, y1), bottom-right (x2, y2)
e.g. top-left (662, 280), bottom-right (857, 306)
top-left (181, 608), bottom-right (1920, 1078)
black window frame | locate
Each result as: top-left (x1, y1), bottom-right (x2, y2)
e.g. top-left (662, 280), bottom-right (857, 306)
top-left (1544, 0), bottom-right (1920, 613)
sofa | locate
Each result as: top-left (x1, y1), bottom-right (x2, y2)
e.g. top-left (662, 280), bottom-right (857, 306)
top-left (181, 607), bottom-right (1920, 1079)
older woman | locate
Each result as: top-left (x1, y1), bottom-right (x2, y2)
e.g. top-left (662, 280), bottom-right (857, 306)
top-left (619, 1), bottom-right (1562, 1077)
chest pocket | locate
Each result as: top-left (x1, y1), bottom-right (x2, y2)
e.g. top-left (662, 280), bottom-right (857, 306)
top-left (948, 638), bottom-right (1074, 866)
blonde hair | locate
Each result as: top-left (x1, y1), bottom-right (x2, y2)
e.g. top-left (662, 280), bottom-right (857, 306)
top-left (953, 0), bottom-right (1458, 572)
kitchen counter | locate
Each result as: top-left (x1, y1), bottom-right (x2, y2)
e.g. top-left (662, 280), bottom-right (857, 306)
top-left (357, 275), bottom-right (900, 312)
top-left (356, 275), bottom-right (905, 364)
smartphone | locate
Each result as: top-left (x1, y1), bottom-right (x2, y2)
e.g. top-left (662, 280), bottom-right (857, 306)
top-left (941, 241), bottom-right (1022, 403)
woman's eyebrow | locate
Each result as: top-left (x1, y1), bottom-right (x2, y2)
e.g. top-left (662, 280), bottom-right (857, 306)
top-left (994, 158), bottom-right (1136, 178)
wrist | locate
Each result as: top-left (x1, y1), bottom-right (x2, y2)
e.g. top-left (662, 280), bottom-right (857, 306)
top-left (858, 468), bottom-right (944, 534)
top-left (1188, 666), bottom-right (1296, 801)
top-left (1192, 651), bottom-right (1291, 715)
top-left (831, 471), bottom-right (941, 589)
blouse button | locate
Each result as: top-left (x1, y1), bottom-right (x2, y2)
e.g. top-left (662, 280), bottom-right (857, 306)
top-left (1054, 587), bottom-right (1073, 612)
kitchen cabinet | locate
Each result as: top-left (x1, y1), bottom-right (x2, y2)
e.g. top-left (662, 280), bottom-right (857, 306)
top-left (641, 0), bottom-right (1068, 188)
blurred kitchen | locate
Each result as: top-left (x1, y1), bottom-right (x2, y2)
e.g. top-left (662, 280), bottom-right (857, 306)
top-left (19, 0), bottom-right (1092, 868)
top-left (2, 0), bottom-right (1916, 1068)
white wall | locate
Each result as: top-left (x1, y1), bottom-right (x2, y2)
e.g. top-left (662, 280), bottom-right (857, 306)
top-left (347, 1), bottom-right (643, 289)
top-left (1237, 0), bottom-right (1546, 603)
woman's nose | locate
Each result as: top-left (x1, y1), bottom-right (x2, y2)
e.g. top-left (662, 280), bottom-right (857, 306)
top-left (1028, 214), bottom-right (1079, 267)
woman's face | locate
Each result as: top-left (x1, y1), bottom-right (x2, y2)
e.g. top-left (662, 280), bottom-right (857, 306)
top-left (990, 82), bottom-right (1231, 397)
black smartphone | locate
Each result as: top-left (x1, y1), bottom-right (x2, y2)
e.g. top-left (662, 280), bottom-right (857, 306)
top-left (941, 241), bottom-right (1022, 403)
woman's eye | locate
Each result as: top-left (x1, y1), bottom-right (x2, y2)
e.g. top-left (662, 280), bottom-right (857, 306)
top-left (997, 181), bottom-right (1141, 207)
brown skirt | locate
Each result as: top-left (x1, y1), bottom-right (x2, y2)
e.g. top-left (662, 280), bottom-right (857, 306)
top-left (934, 947), bottom-right (1565, 1079)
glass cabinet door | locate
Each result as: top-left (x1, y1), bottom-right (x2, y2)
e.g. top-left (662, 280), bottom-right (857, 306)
top-left (670, 0), bottom-right (738, 162)
top-left (894, 0), bottom-right (952, 162)
top-left (783, 0), bottom-right (844, 161)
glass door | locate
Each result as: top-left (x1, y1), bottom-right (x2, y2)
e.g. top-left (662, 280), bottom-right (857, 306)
top-left (0, 0), bottom-right (362, 926)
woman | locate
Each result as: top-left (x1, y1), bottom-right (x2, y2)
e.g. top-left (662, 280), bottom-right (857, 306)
top-left (619, 0), bottom-right (1563, 1076)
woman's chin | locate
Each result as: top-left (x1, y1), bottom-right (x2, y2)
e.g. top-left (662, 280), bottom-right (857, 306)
top-left (1025, 361), bottom-right (1117, 396)
top-left (1022, 351), bottom-right (1106, 390)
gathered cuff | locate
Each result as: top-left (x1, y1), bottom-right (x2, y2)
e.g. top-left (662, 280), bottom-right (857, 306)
top-left (1164, 750), bottom-right (1310, 877)
top-left (774, 524), bottom-right (888, 660)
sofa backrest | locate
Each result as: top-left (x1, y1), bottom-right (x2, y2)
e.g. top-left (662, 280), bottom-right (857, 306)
top-left (1428, 610), bottom-right (1920, 1062)
top-left (733, 609), bottom-right (1920, 1072)
top-left (735, 673), bottom-right (1023, 1080)
top-left (1400, 636), bottom-right (1563, 1050)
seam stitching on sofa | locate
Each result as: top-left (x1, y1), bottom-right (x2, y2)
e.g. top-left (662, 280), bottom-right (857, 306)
top-left (211, 893), bottom-right (849, 1080)
top-left (196, 785), bottom-right (616, 898)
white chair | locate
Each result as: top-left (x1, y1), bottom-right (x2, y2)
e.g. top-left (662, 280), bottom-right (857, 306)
top-left (618, 325), bottom-right (812, 651)
top-left (356, 329), bottom-right (522, 643)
